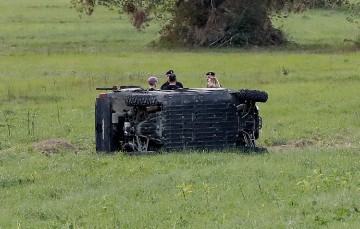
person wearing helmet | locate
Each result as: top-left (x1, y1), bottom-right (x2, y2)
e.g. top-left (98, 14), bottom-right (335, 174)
top-left (206, 71), bottom-right (221, 88)
top-left (162, 73), bottom-right (179, 90)
top-left (160, 70), bottom-right (184, 90)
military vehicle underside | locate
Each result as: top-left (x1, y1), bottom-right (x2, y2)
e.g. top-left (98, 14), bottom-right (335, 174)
top-left (95, 88), bottom-right (267, 154)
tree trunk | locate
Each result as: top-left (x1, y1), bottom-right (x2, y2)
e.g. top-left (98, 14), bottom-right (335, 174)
top-left (159, 0), bottom-right (287, 47)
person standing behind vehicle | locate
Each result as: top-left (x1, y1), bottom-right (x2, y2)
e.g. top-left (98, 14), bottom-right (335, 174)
top-left (162, 73), bottom-right (179, 90)
top-left (206, 71), bottom-right (222, 88)
top-left (160, 70), bottom-right (184, 90)
top-left (147, 76), bottom-right (158, 91)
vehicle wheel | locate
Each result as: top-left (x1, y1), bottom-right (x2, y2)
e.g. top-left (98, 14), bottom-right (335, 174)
top-left (95, 97), bottom-right (113, 152)
top-left (125, 94), bottom-right (159, 107)
top-left (237, 89), bottom-right (268, 102)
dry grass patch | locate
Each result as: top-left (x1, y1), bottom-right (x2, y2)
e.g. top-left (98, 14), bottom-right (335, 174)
top-left (33, 139), bottom-right (77, 155)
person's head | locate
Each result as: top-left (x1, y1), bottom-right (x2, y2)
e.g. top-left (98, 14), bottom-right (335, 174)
top-left (168, 73), bottom-right (177, 84)
top-left (206, 72), bottom-right (215, 77)
top-left (166, 70), bottom-right (175, 83)
top-left (148, 76), bottom-right (158, 87)
top-left (205, 72), bottom-right (221, 88)
top-left (206, 71), bottom-right (216, 82)
top-left (166, 70), bottom-right (174, 76)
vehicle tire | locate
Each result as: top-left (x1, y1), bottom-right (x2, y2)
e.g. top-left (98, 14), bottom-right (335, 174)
top-left (95, 97), bottom-right (113, 152)
top-left (237, 89), bottom-right (268, 102)
top-left (125, 94), bottom-right (159, 107)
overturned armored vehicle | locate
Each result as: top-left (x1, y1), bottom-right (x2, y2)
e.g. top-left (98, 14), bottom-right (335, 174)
top-left (95, 87), bottom-right (268, 154)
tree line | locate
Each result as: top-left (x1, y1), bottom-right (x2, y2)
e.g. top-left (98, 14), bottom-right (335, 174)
top-left (70, 0), bottom-right (359, 47)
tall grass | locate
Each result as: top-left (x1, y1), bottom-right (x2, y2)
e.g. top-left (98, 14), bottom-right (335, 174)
top-left (0, 0), bottom-right (359, 227)
top-left (272, 8), bottom-right (360, 50)
top-left (1, 148), bottom-right (360, 228)
top-left (1, 52), bottom-right (358, 149)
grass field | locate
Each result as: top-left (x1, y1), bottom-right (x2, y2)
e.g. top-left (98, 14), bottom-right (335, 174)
top-left (1, 0), bottom-right (360, 227)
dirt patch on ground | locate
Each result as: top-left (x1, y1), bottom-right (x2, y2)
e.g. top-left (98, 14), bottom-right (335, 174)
top-left (33, 139), bottom-right (77, 155)
top-left (267, 138), bottom-right (357, 153)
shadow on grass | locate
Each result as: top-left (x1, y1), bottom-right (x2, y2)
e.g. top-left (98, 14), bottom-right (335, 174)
top-left (117, 146), bottom-right (268, 157)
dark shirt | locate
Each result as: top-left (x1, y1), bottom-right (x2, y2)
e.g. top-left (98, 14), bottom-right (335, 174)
top-left (162, 84), bottom-right (179, 90)
top-left (148, 88), bottom-right (156, 91)
top-left (161, 81), bottom-right (183, 90)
